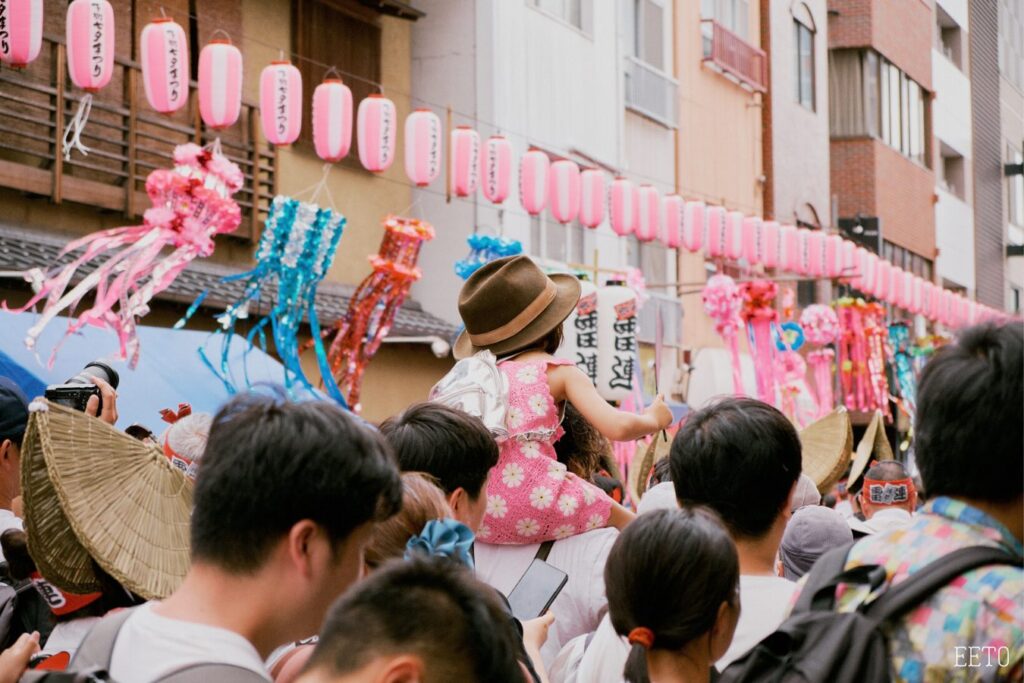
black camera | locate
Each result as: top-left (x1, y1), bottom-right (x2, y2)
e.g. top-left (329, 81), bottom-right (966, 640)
top-left (44, 362), bottom-right (120, 413)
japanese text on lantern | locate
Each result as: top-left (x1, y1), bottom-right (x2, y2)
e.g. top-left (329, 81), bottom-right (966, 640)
top-left (90, 2), bottom-right (103, 77)
top-left (575, 292), bottom-right (598, 384)
top-left (610, 299), bottom-right (636, 390)
top-left (0, 4), bottom-right (8, 59)
top-left (165, 26), bottom-right (181, 104)
top-left (275, 69), bottom-right (289, 137)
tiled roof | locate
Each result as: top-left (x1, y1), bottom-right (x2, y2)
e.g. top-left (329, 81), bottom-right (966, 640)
top-left (0, 225), bottom-right (458, 340)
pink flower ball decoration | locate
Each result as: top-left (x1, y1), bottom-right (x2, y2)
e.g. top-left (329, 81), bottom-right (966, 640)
top-left (702, 274), bottom-right (743, 336)
top-left (799, 304), bottom-right (840, 347)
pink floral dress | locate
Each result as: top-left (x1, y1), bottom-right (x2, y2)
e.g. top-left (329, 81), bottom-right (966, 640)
top-left (477, 357), bottom-right (613, 545)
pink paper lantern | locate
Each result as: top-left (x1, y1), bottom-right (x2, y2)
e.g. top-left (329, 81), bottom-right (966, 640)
top-left (724, 211), bottom-right (744, 260)
top-left (741, 216), bottom-right (762, 264)
top-left (609, 177), bottom-right (637, 237)
top-left (481, 135), bottom-right (512, 204)
top-left (312, 79), bottom-right (353, 162)
top-left (357, 95), bottom-right (397, 173)
top-left (841, 239), bottom-right (858, 276)
top-left (899, 270), bottom-right (914, 308)
top-left (794, 229), bottom-right (813, 275)
top-left (888, 268), bottom-right (904, 307)
top-left (929, 284), bottom-right (942, 320)
top-left (140, 17), bottom-right (189, 114)
top-left (806, 230), bottom-right (826, 277)
top-left (0, 0), bottom-right (41, 68)
top-left (779, 224), bottom-right (799, 272)
top-left (548, 160), bottom-right (581, 224)
top-left (450, 126), bottom-right (479, 197)
top-left (875, 261), bottom-right (891, 301)
top-left (705, 206), bottom-right (727, 257)
top-left (942, 290), bottom-right (956, 326)
top-left (67, 0), bottom-right (114, 91)
top-left (918, 279), bottom-right (932, 316)
top-left (519, 150), bottom-right (550, 216)
top-left (912, 277), bottom-right (926, 314)
top-left (761, 220), bottom-right (780, 269)
top-left (682, 201), bottom-right (705, 253)
top-left (260, 61), bottom-right (302, 146)
top-left (825, 234), bottom-right (843, 278)
top-left (635, 186), bottom-right (661, 242)
top-left (198, 39), bottom-right (242, 130)
top-left (853, 248), bottom-right (877, 293)
top-left (578, 169), bottom-right (606, 228)
top-left (662, 195), bottom-right (683, 249)
top-left (404, 109), bottom-right (442, 187)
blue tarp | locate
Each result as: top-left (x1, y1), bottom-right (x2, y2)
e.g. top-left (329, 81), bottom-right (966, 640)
top-left (0, 311), bottom-right (320, 429)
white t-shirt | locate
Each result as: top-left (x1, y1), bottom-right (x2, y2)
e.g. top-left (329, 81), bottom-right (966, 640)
top-left (0, 510), bottom-right (23, 562)
top-left (40, 617), bottom-right (99, 660)
top-left (848, 508), bottom-right (913, 536)
top-left (562, 573), bottom-right (797, 682)
top-left (475, 528), bottom-right (618, 667)
top-left (108, 603), bottom-right (271, 682)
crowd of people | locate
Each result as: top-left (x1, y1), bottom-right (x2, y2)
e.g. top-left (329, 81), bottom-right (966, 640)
top-left (0, 254), bottom-right (1018, 683)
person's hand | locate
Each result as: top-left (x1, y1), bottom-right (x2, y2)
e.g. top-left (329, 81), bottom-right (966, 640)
top-left (85, 376), bottom-right (118, 426)
top-left (0, 632), bottom-right (39, 683)
top-left (645, 394), bottom-right (673, 430)
top-left (521, 611), bottom-right (555, 652)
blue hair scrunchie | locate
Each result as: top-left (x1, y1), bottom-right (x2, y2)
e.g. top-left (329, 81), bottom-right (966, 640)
top-left (404, 518), bottom-right (475, 569)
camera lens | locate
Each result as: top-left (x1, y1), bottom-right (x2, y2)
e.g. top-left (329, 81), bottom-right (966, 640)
top-left (66, 361), bottom-right (120, 390)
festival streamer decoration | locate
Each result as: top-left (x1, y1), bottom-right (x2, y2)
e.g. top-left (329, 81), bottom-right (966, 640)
top-left (357, 95), bottom-right (397, 172)
top-left (579, 169), bottom-right (606, 229)
top-left (776, 346), bottom-right (810, 427)
top-left (312, 77), bottom-right (353, 162)
top-left (260, 61), bottom-right (302, 147)
top-left (450, 126), bottom-right (480, 197)
top-left (63, 0), bottom-right (116, 160)
top-left (888, 323), bottom-right (916, 418)
top-left (140, 16), bottom-right (189, 114)
top-left (701, 274), bottom-right (744, 395)
top-left (836, 298), bottom-right (891, 417)
top-left (481, 135), bottom-right (512, 204)
top-left (0, 0), bottom-right (42, 68)
top-left (4, 142), bottom-right (243, 367)
top-left (324, 216), bottom-right (435, 411)
top-left (739, 280), bottom-right (779, 404)
top-left (198, 35), bottom-right (242, 130)
top-left (800, 304), bottom-right (840, 418)
top-left (454, 234), bottom-right (522, 280)
top-left (175, 182), bottom-right (346, 404)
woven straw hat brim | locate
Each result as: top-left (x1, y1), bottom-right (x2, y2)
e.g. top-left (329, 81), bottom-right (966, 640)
top-left (453, 273), bottom-right (581, 360)
top-left (22, 400), bottom-right (192, 600)
top-left (848, 410), bottom-right (895, 487)
top-left (627, 433), bottom-right (671, 504)
top-left (799, 407), bottom-right (853, 494)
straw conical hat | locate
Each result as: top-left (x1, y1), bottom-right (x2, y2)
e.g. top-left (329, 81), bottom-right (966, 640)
top-left (627, 432), bottom-right (672, 504)
top-left (21, 400), bottom-right (192, 600)
top-left (848, 410), bottom-right (894, 488)
top-left (799, 407), bottom-right (853, 494)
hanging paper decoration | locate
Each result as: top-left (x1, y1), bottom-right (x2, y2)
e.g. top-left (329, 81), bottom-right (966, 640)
top-left (779, 224), bottom-right (800, 272)
top-left (177, 194), bottom-right (346, 404)
top-left (893, 269), bottom-right (910, 309)
top-left (4, 142), bottom-right (242, 367)
top-left (67, 0), bottom-right (114, 91)
top-left (805, 231), bottom-right (825, 277)
top-left (357, 95), bottom-right (397, 172)
top-left (609, 177), bottom-right (637, 237)
top-left (481, 135), bottom-right (512, 204)
top-left (198, 37), bottom-right (242, 130)
top-left (519, 150), bottom-right (549, 216)
top-left (662, 195), bottom-right (683, 249)
top-left (404, 109), bottom-right (442, 186)
top-left (841, 239), bottom-right (858, 276)
top-left (836, 299), bottom-right (891, 416)
top-left (874, 260), bottom-right (891, 302)
top-left (824, 234), bottom-right (843, 278)
top-left (739, 280), bottom-right (779, 404)
top-left (548, 159), bottom-right (581, 224)
top-left (761, 220), bottom-right (780, 269)
top-left (705, 206), bottom-right (726, 258)
top-left (741, 216), bottom-right (762, 265)
top-left (702, 274), bottom-right (744, 395)
top-left (0, 0), bottom-right (42, 68)
top-left (450, 126), bottom-right (480, 197)
top-left (928, 283), bottom-right (942, 321)
top-left (776, 349), bottom-right (811, 427)
top-left (800, 304), bottom-right (840, 419)
top-left (888, 323), bottom-right (917, 418)
top-left (852, 248), bottom-right (877, 294)
top-left (596, 284), bottom-right (638, 402)
top-left (325, 217), bottom-right (435, 411)
top-left (312, 79), bottom-right (353, 162)
top-left (679, 200), bottom-right (704, 253)
top-left (558, 279), bottom-right (599, 384)
top-left (724, 211), bottom-right (744, 260)
top-left (635, 186), bottom-right (660, 242)
top-left (579, 169), bottom-right (606, 229)
top-left (920, 281), bottom-right (933, 319)
top-left (260, 61), bottom-right (302, 146)
top-left (793, 229), bottom-right (813, 276)
top-left (911, 277), bottom-right (926, 314)
top-left (454, 234), bottom-right (522, 280)
top-left (140, 17), bottom-right (189, 114)
top-left (774, 321), bottom-right (805, 352)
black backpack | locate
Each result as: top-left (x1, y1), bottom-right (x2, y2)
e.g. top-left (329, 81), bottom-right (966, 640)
top-left (718, 543), bottom-right (1023, 683)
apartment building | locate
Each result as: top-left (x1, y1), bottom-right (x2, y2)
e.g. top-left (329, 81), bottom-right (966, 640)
top-left (996, 0), bottom-right (1024, 313)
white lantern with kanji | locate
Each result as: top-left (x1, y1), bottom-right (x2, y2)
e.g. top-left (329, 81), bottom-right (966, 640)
top-left (357, 95), bottom-right (397, 172)
top-left (596, 284), bottom-right (638, 402)
top-left (450, 126), bottom-right (480, 197)
top-left (404, 109), bottom-right (442, 186)
top-left (67, 0), bottom-right (114, 91)
top-left (260, 61), bottom-right (302, 146)
top-left (0, 0), bottom-right (42, 68)
top-left (140, 17), bottom-right (189, 114)
top-left (481, 135), bottom-right (512, 204)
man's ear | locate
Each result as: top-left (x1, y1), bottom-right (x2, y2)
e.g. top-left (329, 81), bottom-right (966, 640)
top-left (287, 520), bottom-right (320, 578)
top-left (380, 654), bottom-right (424, 683)
top-left (0, 440), bottom-right (10, 462)
top-left (447, 487), bottom-right (466, 515)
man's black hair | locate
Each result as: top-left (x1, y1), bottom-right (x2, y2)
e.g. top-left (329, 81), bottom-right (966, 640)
top-left (863, 460), bottom-right (909, 482)
top-left (379, 403), bottom-right (498, 499)
top-left (915, 321), bottom-right (1023, 503)
top-left (191, 388), bottom-right (402, 572)
top-left (670, 397), bottom-right (801, 539)
top-left (305, 556), bottom-right (524, 683)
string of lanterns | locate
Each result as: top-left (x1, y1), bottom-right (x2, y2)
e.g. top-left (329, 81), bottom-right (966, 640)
top-left (1, 3), bottom-right (1007, 328)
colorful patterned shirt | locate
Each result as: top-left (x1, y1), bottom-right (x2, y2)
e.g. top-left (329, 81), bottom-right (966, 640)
top-left (833, 497), bottom-right (1023, 682)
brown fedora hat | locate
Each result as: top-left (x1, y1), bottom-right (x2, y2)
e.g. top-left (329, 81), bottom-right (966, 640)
top-left (454, 255), bottom-right (581, 359)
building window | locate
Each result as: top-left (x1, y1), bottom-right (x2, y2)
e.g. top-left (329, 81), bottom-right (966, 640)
top-left (625, 0), bottom-right (665, 70)
top-left (936, 5), bottom-right (964, 71)
top-left (293, 0), bottom-right (381, 166)
top-left (701, 0), bottom-right (749, 39)
top-left (529, 0), bottom-right (592, 34)
top-left (795, 19), bottom-right (814, 110)
top-left (999, 0), bottom-right (1023, 91)
top-left (1009, 147), bottom-right (1024, 228)
top-left (1013, 287), bottom-right (1022, 315)
top-left (938, 145), bottom-right (965, 200)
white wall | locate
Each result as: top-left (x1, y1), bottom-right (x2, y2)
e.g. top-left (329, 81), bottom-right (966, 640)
top-left (932, 50), bottom-right (973, 158)
top-left (935, 187), bottom-right (976, 290)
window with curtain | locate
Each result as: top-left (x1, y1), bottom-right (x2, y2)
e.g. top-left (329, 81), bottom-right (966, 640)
top-left (701, 0), bottom-right (748, 39)
top-left (530, 0), bottom-right (590, 33)
top-left (1008, 147), bottom-right (1024, 228)
top-left (795, 20), bottom-right (814, 110)
top-left (626, 0), bottom-right (665, 70)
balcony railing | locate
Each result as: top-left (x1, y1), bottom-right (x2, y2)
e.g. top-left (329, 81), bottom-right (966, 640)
top-left (624, 55), bottom-right (679, 129)
top-left (0, 36), bottom-right (275, 241)
top-left (700, 19), bottom-right (768, 93)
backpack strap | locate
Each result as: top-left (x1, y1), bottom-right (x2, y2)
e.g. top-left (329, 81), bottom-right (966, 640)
top-left (864, 545), bottom-right (1023, 623)
top-left (793, 542), bottom-right (865, 614)
top-left (70, 608), bottom-right (137, 671)
top-left (534, 541), bottom-right (555, 563)
top-left (156, 662), bottom-right (269, 682)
